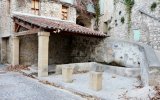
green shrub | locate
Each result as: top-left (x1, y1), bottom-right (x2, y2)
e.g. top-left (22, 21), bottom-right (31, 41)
top-left (151, 2), bottom-right (157, 11)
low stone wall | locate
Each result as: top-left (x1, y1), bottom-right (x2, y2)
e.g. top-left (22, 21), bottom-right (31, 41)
top-left (55, 62), bottom-right (96, 74)
top-left (103, 65), bottom-right (140, 77)
top-left (55, 62), bottom-right (141, 77)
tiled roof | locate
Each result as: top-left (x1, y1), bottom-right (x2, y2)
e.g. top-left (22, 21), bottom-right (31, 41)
top-left (13, 14), bottom-right (106, 37)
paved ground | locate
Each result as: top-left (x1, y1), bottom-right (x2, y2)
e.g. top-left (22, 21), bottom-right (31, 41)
top-left (0, 67), bottom-right (83, 100)
top-left (39, 72), bottom-right (142, 100)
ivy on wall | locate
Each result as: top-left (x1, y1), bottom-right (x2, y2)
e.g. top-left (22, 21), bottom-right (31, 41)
top-left (92, 0), bottom-right (100, 31)
top-left (150, 0), bottom-right (160, 11)
top-left (124, 0), bottom-right (134, 39)
top-left (121, 17), bottom-right (125, 24)
top-left (151, 2), bottom-right (157, 11)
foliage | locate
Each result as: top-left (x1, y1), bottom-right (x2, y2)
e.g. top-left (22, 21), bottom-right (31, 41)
top-left (124, 0), bottom-right (134, 39)
top-left (121, 17), bottom-right (125, 24)
top-left (92, 0), bottom-right (100, 30)
top-left (151, 2), bottom-right (157, 11)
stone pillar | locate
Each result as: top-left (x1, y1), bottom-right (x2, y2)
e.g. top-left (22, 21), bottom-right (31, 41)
top-left (12, 36), bottom-right (19, 66)
top-left (90, 71), bottom-right (103, 91)
top-left (1, 38), bottom-right (7, 63)
top-left (62, 66), bottom-right (74, 83)
top-left (38, 32), bottom-right (50, 77)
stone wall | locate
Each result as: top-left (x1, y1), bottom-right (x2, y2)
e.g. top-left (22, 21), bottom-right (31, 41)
top-left (71, 36), bottom-right (104, 63)
top-left (102, 40), bottom-right (144, 68)
top-left (19, 34), bottom-right (38, 65)
top-left (49, 34), bottom-right (72, 64)
top-left (1, 37), bottom-right (12, 64)
top-left (18, 33), bottom-right (106, 65)
top-left (19, 34), bottom-right (73, 65)
top-left (104, 0), bottom-right (160, 50)
top-left (0, 0), bottom-right (12, 37)
top-left (17, 32), bottom-right (150, 69)
top-left (82, 39), bottom-right (149, 69)
top-left (13, 0), bottom-right (76, 23)
top-left (132, 0), bottom-right (160, 50)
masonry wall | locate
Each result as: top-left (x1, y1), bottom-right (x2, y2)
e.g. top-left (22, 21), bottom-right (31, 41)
top-left (18, 34), bottom-right (105, 66)
top-left (14, 0), bottom-right (76, 23)
top-left (71, 36), bottom-right (104, 63)
top-left (1, 37), bottom-right (12, 64)
top-left (71, 37), bottom-right (146, 68)
top-left (102, 40), bottom-right (144, 68)
top-left (0, 0), bottom-right (12, 37)
top-left (19, 34), bottom-right (38, 65)
top-left (19, 34), bottom-right (73, 65)
top-left (49, 34), bottom-right (72, 64)
top-left (104, 0), bottom-right (160, 50)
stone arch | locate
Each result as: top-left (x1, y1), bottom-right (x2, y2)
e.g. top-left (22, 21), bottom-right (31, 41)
top-left (76, 15), bottom-right (91, 28)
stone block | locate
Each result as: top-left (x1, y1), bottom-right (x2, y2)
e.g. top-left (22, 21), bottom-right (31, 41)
top-left (90, 71), bottom-right (103, 91)
top-left (62, 66), bottom-right (74, 83)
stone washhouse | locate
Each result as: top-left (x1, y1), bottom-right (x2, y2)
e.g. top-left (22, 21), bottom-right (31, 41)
top-left (0, 0), bottom-right (107, 77)
top-left (0, 0), bottom-right (160, 86)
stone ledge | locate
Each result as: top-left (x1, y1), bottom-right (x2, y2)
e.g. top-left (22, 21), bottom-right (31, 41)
top-left (55, 62), bottom-right (140, 77)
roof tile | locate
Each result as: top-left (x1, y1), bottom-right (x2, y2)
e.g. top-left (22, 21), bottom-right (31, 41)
top-left (13, 14), bottom-right (106, 37)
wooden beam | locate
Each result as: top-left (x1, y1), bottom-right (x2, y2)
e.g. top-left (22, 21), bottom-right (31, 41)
top-left (14, 28), bottom-right (41, 36)
top-left (14, 19), bottom-right (33, 30)
top-left (15, 24), bottom-right (20, 32)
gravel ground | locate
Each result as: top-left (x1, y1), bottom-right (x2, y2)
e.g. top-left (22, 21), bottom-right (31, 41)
top-left (0, 70), bottom-right (84, 100)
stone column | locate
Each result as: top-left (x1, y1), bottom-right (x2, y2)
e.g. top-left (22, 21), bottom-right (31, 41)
top-left (90, 71), bottom-right (103, 91)
top-left (1, 38), bottom-right (7, 63)
top-left (38, 32), bottom-right (50, 77)
top-left (12, 36), bottom-right (19, 66)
